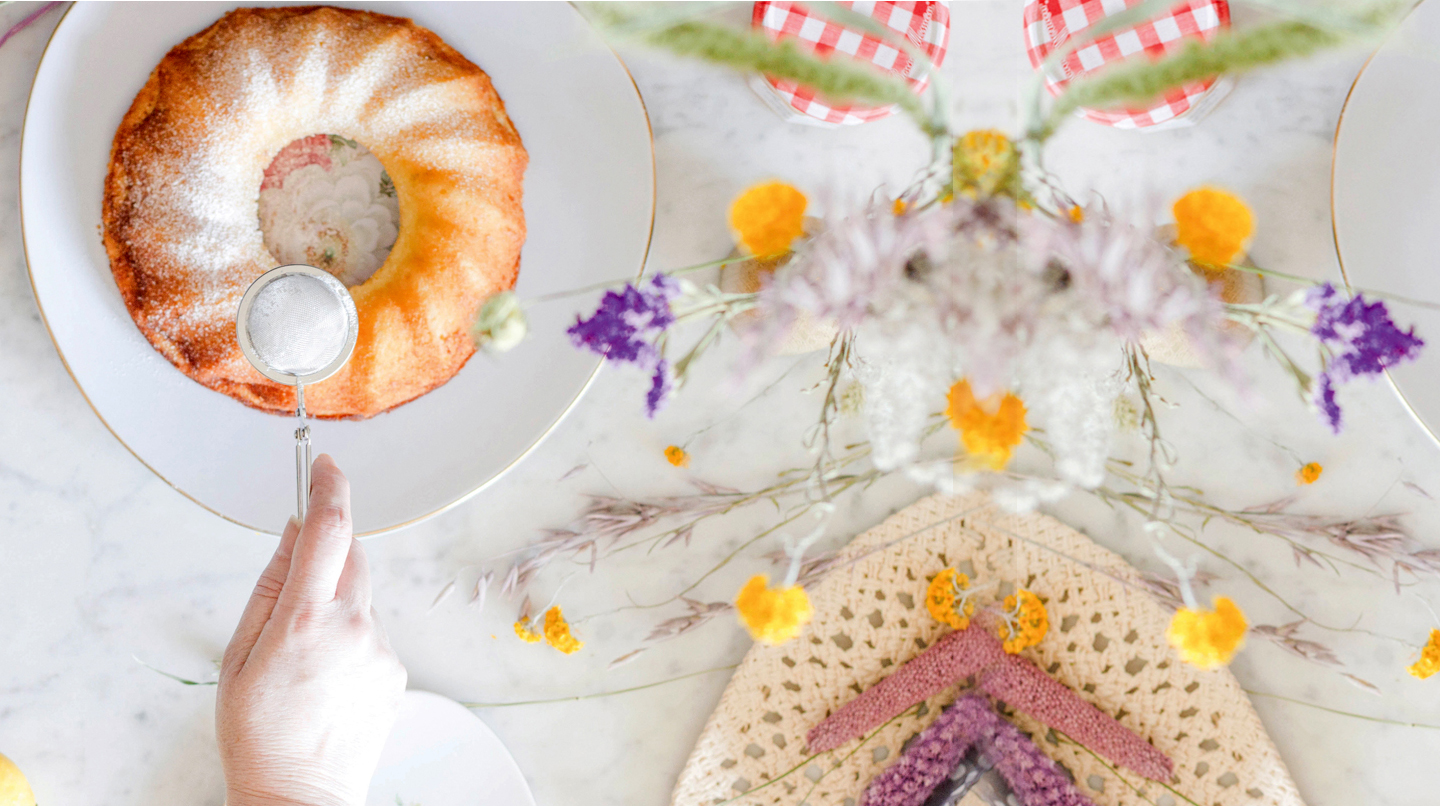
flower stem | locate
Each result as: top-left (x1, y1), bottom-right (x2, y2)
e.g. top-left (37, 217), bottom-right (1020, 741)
top-left (459, 664), bottom-right (736, 708)
top-left (1243, 690), bottom-right (1440, 729)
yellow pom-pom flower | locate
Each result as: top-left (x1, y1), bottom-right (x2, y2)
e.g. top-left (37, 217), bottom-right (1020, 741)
top-left (953, 129), bottom-right (1019, 199)
top-left (664, 445), bottom-right (690, 467)
top-left (514, 620), bottom-right (542, 643)
top-left (1167, 596), bottom-right (1248, 669)
top-left (926, 568), bottom-right (976, 630)
top-left (946, 379), bottom-right (1028, 471)
top-left (729, 181), bottom-right (808, 257)
top-left (1408, 629), bottom-right (1440, 680)
top-left (735, 574), bottom-right (814, 645)
top-left (1172, 187), bottom-right (1254, 267)
top-left (996, 589), bottom-right (1048, 654)
top-left (1295, 462), bottom-right (1323, 485)
top-left (542, 606), bottom-right (584, 655)
top-left (0, 753), bottom-right (36, 806)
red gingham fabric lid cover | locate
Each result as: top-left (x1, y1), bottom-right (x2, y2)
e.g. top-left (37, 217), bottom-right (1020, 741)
top-left (1024, 0), bottom-right (1230, 129)
top-left (752, 1), bottom-right (951, 125)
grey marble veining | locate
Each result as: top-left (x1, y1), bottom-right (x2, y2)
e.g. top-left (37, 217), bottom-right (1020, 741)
top-left (2, 3), bottom-right (1439, 805)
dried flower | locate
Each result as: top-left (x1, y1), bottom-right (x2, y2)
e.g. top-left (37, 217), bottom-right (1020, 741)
top-left (1306, 283), bottom-right (1423, 432)
top-left (982, 705), bottom-right (1098, 806)
top-left (946, 380), bottom-right (1028, 471)
top-left (1172, 187), bottom-right (1253, 267)
top-left (567, 275), bottom-right (682, 416)
top-left (1067, 205), bottom-right (1085, 223)
top-left (806, 620), bottom-right (1168, 780)
top-left (979, 652), bottom-right (1174, 781)
top-left (995, 589), bottom-right (1048, 654)
top-left (1408, 629), bottom-right (1440, 680)
top-left (735, 575), bottom-right (813, 645)
top-left (470, 291), bottom-right (527, 353)
top-left (1296, 462), bottom-right (1323, 485)
top-left (953, 130), bottom-right (1020, 200)
top-left (542, 606), bottom-right (584, 654)
top-left (761, 196), bottom-right (1221, 493)
top-left (729, 181), bottom-right (807, 257)
top-left (860, 694), bottom-right (987, 806)
top-left (1038, 13), bottom-right (1397, 141)
top-left (926, 568), bottom-right (976, 630)
top-left (1167, 596), bottom-right (1248, 670)
top-left (1251, 621), bottom-right (1341, 667)
top-left (646, 598), bottom-right (732, 643)
top-left (893, 198), bottom-right (908, 216)
top-left (664, 445), bottom-right (690, 467)
top-left (861, 693), bottom-right (1099, 806)
top-left (807, 627), bottom-right (1005, 753)
top-left (514, 620), bottom-right (542, 644)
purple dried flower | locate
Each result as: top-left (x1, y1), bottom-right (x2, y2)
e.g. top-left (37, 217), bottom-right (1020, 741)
top-left (645, 358), bottom-right (673, 417)
top-left (567, 275), bottom-right (681, 416)
top-left (1306, 283), bottom-right (1423, 432)
top-left (862, 694), bottom-right (1096, 806)
top-left (982, 712), bottom-right (1094, 806)
top-left (861, 695), bottom-right (988, 806)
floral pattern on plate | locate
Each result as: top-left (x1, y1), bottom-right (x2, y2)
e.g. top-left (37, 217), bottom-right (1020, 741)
top-left (258, 134), bottom-right (399, 287)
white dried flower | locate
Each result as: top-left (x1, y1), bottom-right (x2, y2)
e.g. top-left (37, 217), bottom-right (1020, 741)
top-left (470, 291), bottom-right (527, 353)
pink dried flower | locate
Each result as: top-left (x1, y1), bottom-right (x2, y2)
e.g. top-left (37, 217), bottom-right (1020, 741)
top-left (979, 652), bottom-right (1173, 781)
top-left (806, 627), bottom-right (1004, 753)
top-left (808, 625), bottom-right (1173, 782)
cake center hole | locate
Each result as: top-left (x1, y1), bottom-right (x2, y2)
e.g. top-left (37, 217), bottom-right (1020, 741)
top-left (258, 134), bottom-right (399, 288)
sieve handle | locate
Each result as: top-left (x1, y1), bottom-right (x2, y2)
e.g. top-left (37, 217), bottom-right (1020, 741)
top-left (296, 425), bottom-right (312, 522)
top-left (295, 382), bottom-right (311, 522)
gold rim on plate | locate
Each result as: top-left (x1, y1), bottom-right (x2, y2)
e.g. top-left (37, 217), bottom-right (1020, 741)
top-left (17, 2), bottom-right (657, 537)
top-left (1329, 0), bottom-right (1438, 446)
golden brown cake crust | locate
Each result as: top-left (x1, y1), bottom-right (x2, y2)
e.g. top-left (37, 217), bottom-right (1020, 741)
top-left (103, 5), bottom-right (527, 418)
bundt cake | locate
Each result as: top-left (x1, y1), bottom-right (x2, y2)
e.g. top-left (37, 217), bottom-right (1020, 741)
top-left (102, 5), bottom-right (527, 418)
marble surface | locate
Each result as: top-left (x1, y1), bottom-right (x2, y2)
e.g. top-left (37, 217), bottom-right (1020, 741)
top-left (3, 2), bottom-right (1440, 805)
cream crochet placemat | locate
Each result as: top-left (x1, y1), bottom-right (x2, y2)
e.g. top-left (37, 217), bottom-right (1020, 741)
top-left (672, 493), bottom-right (1306, 806)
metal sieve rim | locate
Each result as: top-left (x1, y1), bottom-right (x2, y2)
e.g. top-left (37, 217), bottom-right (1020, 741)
top-left (236, 264), bottom-right (359, 387)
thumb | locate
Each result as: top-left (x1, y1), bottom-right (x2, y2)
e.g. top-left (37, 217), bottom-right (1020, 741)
top-left (222, 515), bottom-right (301, 675)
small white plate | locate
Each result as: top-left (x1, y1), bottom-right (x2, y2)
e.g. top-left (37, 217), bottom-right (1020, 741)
top-left (368, 691), bottom-right (535, 806)
top-left (1332, 0), bottom-right (1440, 442)
top-left (20, 2), bottom-right (654, 535)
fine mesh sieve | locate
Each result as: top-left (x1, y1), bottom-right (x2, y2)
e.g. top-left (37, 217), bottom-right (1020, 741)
top-left (237, 264), bottom-right (359, 521)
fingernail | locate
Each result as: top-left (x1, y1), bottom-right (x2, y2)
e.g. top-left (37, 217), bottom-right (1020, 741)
top-left (287, 515), bottom-right (302, 532)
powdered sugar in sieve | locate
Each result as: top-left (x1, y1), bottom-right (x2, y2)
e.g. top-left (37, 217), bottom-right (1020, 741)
top-left (245, 273), bottom-right (351, 376)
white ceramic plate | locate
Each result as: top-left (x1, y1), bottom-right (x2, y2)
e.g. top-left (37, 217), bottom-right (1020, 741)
top-left (21, 2), bottom-right (654, 534)
top-left (368, 691), bottom-right (535, 806)
top-left (1332, 0), bottom-right (1440, 442)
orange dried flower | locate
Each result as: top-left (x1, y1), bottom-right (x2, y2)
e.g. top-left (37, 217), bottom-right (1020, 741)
top-left (735, 574), bottom-right (814, 645)
top-left (542, 606), bottom-right (583, 654)
top-left (1296, 462), bottom-right (1322, 485)
top-left (946, 380), bottom-right (1028, 471)
top-left (996, 589), bottom-right (1048, 654)
top-left (1409, 629), bottom-right (1440, 679)
top-left (729, 181), bottom-right (807, 257)
top-left (925, 568), bottom-right (976, 630)
top-left (1167, 596), bottom-right (1247, 670)
top-left (664, 445), bottom-right (690, 467)
top-left (1172, 187), bottom-right (1254, 266)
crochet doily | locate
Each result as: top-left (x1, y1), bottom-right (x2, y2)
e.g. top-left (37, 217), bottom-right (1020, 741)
top-left (672, 494), bottom-right (1306, 806)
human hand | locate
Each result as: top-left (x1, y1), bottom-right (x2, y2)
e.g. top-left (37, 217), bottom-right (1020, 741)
top-left (217, 454), bottom-right (407, 806)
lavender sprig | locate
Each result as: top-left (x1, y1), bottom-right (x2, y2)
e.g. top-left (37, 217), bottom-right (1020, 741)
top-left (862, 693), bottom-right (1095, 806)
top-left (567, 275), bottom-right (682, 416)
top-left (1306, 283), bottom-right (1424, 432)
